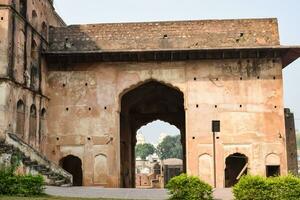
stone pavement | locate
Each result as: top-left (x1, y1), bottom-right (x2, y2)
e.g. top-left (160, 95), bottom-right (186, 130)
top-left (45, 186), bottom-right (233, 200)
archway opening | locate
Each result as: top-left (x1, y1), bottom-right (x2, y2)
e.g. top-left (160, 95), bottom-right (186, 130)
top-left (120, 81), bottom-right (186, 188)
top-left (225, 153), bottom-right (248, 187)
top-left (39, 108), bottom-right (46, 146)
top-left (60, 155), bottom-right (83, 186)
top-left (29, 104), bottom-right (37, 146)
top-left (135, 120), bottom-right (183, 188)
top-left (16, 100), bottom-right (25, 138)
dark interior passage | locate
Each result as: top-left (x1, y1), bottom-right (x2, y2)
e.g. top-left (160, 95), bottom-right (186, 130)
top-left (120, 80), bottom-right (186, 188)
top-left (266, 165), bottom-right (280, 177)
top-left (60, 155), bottom-right (83, 186)
top-left (225, 153), bottom-right (248, 187)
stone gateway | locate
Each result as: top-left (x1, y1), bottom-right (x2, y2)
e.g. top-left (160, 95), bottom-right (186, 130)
top-left (0, 0), bottom-right (299, 188)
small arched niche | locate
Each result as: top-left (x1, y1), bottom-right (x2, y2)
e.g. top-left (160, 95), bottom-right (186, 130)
top-left (16, 100), bottom-right (25, 138)
top-left (31, 10), bottom-right (38, 29)
top-left (39, 108), bottom-right (46, 144)
top-left (198, 154), bottom-right (213, 186)
top-left (29, 104), bottom-right (37, 146)
top-left (265, 153), bottom-right (280, 177)
top-left (94, 154), bottom-right (108, 185)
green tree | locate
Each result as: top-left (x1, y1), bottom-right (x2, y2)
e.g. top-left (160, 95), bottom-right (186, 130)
top-left (135, 143), bottom-right (156, 160)
top-left (157, 135), bottom-right (182, 160)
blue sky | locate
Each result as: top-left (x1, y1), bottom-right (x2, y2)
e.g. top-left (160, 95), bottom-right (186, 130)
top-left (54, 0), bottom-right (300, 143)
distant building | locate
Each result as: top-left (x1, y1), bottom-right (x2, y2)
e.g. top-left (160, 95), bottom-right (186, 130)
top-left (136, 132), bottom-right (146, 145)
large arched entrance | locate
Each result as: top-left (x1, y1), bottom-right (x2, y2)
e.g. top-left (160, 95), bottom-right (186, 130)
top-left (60, 155), bottom-right (83, 186)
top-left (120, 81), bottom-right (186, 188)
top-left (225, 153), bottom-right (248, 187)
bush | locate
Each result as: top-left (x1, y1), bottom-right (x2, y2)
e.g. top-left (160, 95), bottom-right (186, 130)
top-left (166, 173), bottom-right (213, 200)
top-left (233, 174), bottom-right (300, 200)
top-left (0, 167), bottom-right (45, 196)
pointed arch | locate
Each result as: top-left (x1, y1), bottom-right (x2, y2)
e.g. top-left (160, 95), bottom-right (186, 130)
top-left (29, 104), bottom-right (37, 146)
top-left (60, 155), bottom-right (83, 186)
top-left (41, 22), bottom-right (48, 40)
top-left (119, 80), bottom-right (186, 188)
top-left (198, 154), bottom-right (213, 186)
top-left (31, 10), bottom-right (38, 29)
top-left (16, 100), bottom-right (25, 138)
top-left (19, 0), bottom-right (27, 18)
top-left (225, 153), bottom-right (248, 187)
top-left (94, 154), bottom-right (108, 185)
top-left (39, 108), bottom-right (46, 144)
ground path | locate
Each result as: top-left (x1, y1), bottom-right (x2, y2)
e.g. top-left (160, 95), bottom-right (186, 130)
top-left (45, 186), bottom-right (233, 200)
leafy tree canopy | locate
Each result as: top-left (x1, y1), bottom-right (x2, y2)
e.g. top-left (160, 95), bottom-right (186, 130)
top-left (157, 135), bottom-right (182, 160)
top-left (135, 143), bottom-right (156, 160)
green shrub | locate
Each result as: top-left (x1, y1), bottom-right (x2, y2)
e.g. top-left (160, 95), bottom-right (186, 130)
top-left (0, 167), bottom-right (45, 196)
top-left (166, 173), bottom-right (213, 200)
top-left (233, 174), bottom-right (300, 200)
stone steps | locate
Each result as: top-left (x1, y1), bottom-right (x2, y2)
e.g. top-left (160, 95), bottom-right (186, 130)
top-left (0, 136), bottom-right (72, 186)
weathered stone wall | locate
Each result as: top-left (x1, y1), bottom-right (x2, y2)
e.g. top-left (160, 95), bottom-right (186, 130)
top-left (49, 18), bottom-right (280, 52)
top-left (0, 7), bottom-right (10, 77)
top-left (0, 0), bottom-right (64, 149)
top-left (284, 108), bottom-right (298, 174)
top-left (46, 58), bottom-right (287, 187)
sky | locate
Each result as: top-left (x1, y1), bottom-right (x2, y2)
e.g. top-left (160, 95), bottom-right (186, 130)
top-left (53, 0), bottom-right (300, 143)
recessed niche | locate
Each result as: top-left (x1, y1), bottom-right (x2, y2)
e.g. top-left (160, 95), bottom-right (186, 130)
top-left (66, 107), bottom-right (69, 111)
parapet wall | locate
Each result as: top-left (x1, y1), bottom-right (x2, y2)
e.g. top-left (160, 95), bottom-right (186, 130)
top-left (49, 18), bottom-right (280, 52)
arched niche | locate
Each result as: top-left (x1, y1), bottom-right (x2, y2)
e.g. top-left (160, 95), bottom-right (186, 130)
top-left (29, 104), bottom-right (37, 146)
top-left (94, 154), bottom-right (108, 185)
top-left (198, 154), bottom-right (213, 186)
top-left (16, 100), bottom-right (25, 138)
top-left (265, 153), bottom-right (281, 177)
